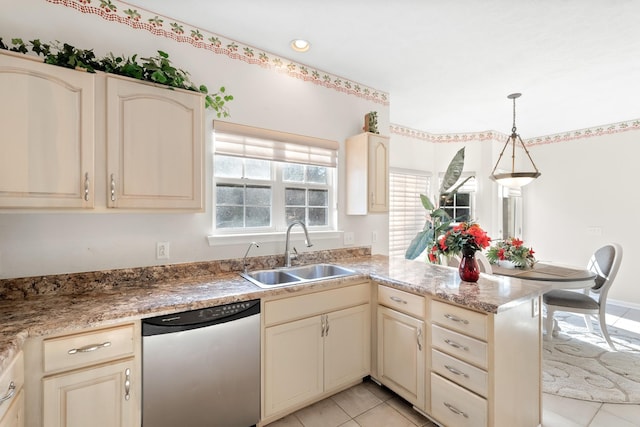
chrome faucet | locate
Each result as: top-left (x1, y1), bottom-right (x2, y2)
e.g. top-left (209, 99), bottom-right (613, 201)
top-left (242, 241), bottom-right (260, 273)
top-left (284, 220), bottom-right (313, 268)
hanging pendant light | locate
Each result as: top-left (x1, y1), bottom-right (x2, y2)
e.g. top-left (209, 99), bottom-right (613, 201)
top-left (490, 93), bottom-right (541, 187)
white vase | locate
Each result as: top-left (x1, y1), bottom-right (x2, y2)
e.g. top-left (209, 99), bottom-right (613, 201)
top-left (497, 260), bottom-right (517, 269)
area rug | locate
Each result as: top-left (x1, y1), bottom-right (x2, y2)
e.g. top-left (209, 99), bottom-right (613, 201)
top-left (542, 314), bottom-right (640, 403)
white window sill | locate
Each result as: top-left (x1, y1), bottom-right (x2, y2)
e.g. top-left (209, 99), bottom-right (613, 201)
top-left (206, 230), bottom-right (343, 247)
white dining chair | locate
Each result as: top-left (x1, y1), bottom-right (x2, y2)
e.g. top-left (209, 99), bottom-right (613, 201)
top-left (542, 243), bottom-right (623, 350)
top-left (476, 251), bottom-right (492, 274)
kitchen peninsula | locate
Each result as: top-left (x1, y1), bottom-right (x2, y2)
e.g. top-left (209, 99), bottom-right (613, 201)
top-left (0, 249), bottom-right (549, 427)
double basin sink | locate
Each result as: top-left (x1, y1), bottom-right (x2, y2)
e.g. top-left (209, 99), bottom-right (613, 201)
top-left (241, 263), bottom-right (357, 288)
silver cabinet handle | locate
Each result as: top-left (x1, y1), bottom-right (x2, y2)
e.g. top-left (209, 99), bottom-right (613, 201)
top-left (444, 402), bottom-right (469, 418)
top-left (445, 364), bottom-right (469, 378)
top-left (390, 296), bottom-right (407, 304)
top-left (444, 314), bottom-right (469, 324)
top-left (124, 368), bottom-right (131, 401)
top-left (0, 381), bottom-right (16, 405)
top-left (444, 339), bottom-right (469, 352)
top-left (325, 315), bottom-right (330, 337)
top-left (84, 172), bottom-right (90, 201)
top-left (110, 174), bottom-right (116, 202)
top-left (417, 328), bottom-right (423, 351)
top-left (68, 341), bottom-right (111, 355)
top-left (321, 314), bottom-right (326, 337)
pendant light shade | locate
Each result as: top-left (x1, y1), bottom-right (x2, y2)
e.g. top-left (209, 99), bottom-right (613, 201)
top-left (490, 93), bottom-right (541, 188)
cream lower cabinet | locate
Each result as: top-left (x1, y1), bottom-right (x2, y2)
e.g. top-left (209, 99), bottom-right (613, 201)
top-left (262, 283), bottom-right (370, 423)
top-left (429, 298), bottom-right (541, 427)
top-left (0, 351), bottom-right (24, 427)
top-left (375, 286), bottom-right (426, 410)
top-left (24, 322), bottom-right (140, 427)
top-left (106, 75), bottom-right (204, 210)
top-left (0, 51), bottom-right (95, 209)
top-left (42, 358), bottom-right (135, 427)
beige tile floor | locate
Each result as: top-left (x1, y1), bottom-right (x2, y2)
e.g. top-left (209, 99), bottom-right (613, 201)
top-left (266, 304), bottom-right (640, 427)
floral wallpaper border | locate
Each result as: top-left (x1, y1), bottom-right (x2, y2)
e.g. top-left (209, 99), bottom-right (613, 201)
top-left (46, 0), bottom-right (389, 106)
top-left (391, 118), bottom-right (640, 146)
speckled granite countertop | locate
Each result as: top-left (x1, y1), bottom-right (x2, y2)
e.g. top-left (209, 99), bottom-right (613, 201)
top-left (0, 252), bottom-right (551, 375)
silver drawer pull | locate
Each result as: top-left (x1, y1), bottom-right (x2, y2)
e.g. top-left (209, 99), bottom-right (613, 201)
top-left (68, 341), bottom-right (112, 354)
top-left (444, 314), bottom-right (469, 324)
top-left (445, 364), bottom-right (469, 378)
top-left (444, 402), bottom-right (469, 418)
top-left (390, 296), bottom-right (407, 304)
top-left (0, 381), bottom-right (16, 405)
top-left (124, 368), bottom-right (131, 401)
top-left (444, 339), bottom-right (469, 351)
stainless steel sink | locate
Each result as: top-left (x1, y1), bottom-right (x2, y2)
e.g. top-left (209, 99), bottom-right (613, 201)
top-left (241, 263), bottom-right (357, 288)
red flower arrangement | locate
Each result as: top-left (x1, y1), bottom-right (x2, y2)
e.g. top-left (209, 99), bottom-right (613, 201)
top-left (486, 237), bottom-right (536, 268)
top-left (428, 222), bottom-right (491, 263)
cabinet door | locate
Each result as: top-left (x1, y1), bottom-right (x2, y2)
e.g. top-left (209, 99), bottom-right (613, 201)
top-left (345, 132), bottom-right (389, 214)
top-left (0, 389), bottom-right (23, 427)
top-left (42, 358), bottom-right (135, 427)
top-left (106, 76), bottom-right (203, 210)
top-left (264, 315), bottom-right (323, 417)
top-left (367, 134), bottom-right (389, 213)
top-left (0, 52), bottom-right (95, 208)
top-left (324, 304), bottom-right (370, 391)
top-left (377, 305), bottom-right (425, 408)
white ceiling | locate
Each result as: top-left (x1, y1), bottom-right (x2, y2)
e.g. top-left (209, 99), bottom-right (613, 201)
top-left (123, 0), bottom-right (640, 137)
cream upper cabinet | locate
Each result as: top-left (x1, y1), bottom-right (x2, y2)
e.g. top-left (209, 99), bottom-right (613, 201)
top-left (345, 132), bottom-right (389, 214)
top-left (262, 283), bottom-right (370, 423)
top-left (0, 351), bottom-right (24, 427)
top-left (106, 75), bottom-right (204, 210)
top-left (0, 51), bottom-right (95, 209)
top-left (376, 286), bottom-right (426, 409)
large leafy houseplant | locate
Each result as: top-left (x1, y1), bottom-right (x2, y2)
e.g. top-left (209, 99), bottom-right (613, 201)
top-left (404, 147), bottom-right (474, 262)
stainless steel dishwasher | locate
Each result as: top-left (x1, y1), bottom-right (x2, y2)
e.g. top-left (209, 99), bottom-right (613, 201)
top-left (142, 299), bottom-right (260, 427)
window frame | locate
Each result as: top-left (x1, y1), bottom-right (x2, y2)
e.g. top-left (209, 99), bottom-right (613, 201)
top-left (210, 122), bottom-right (338, 237)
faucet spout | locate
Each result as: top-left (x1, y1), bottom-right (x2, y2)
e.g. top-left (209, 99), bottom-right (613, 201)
top-left (243, 241), bottom-right (260, 274)
top-left (284, 220), bottom-right (313, 268)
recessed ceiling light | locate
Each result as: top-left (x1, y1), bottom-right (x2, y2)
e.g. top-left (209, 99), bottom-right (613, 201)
top-left (290, 39), bottom-right (310, 52)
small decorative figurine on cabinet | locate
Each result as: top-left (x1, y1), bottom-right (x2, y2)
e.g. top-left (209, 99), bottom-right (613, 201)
top-left (363, 111), bottom-right (379, 134)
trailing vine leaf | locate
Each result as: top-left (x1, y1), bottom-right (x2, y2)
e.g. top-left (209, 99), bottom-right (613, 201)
top-left (10, 38), bottom-right (28, 54)
top-left (0, 37), bottom-right (233, 116)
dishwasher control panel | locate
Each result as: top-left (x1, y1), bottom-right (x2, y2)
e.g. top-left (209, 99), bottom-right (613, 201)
top-left (142, 299), bottom-right (260, 335)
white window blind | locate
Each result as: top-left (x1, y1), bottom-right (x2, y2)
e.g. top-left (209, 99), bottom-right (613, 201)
top-left (213, 121), bottom-right (339, 167)
top-left (389, 169), bottom-right (431, 259)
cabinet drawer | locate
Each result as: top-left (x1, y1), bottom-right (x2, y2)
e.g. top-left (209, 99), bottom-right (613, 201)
top-left (431, 349), bottom-right (488, 397)
top-left (0, 351), bottom-right (23, 422)
top-left (43, 323), bottom-right (135, 373)
top-left (378, 285), bottom-right (424, 318)
top-left (431, 299), bottom-right (487, 340)
top-left (431, 373), bottom-right (487, 427)
top-left (431, 324), bottom-right (487, 369)
top-left (264, 283), bottom-right (370, 326)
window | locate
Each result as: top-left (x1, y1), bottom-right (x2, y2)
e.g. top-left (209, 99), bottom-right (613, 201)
top-left (213, 122), bottom-right (337, 233)
top-left (439, 173), bottom-right (477, 223)
top-left (389, 169), bottom-right (431, 259)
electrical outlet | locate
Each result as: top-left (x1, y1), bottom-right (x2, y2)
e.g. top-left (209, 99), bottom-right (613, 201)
top-left (344, 232), bottom-right (355, 245)
top-left (371, 230), bottom-right (378, 243)
top-left (156, 242), bottom-right (170, 260)
top-left (587, 226), bottom-right (602, 236)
